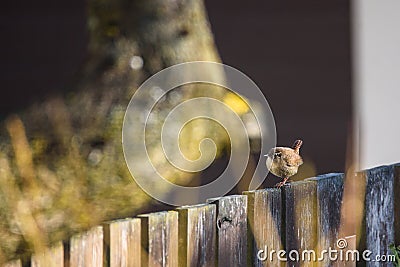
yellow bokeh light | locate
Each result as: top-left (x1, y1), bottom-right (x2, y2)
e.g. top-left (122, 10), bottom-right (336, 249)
top-left (222, 92), bottom-right (250, 115)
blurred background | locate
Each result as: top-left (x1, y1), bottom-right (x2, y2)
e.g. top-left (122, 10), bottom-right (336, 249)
top-left (0, 0), bottom-right (352, 176)
top-left (1, 0), bottom-right (399, 263)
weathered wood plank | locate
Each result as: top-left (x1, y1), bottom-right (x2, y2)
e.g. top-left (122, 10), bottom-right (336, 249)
top-left (5, 163), bottom-right (400, 266)
top-left (307, 173), bottom-right (344, 266)
top-left (31, 242), bottom-right (64, 267)
top-left (106, 218), bottom-right (141, 267)
top-left (177, 204), bottom-right (216, 267)
top-left (285, 180), bottom-right (318, 266)
top-left (364, 165), bottom-right (395, 265)
top-left (70, 226), bottom-right (104, 267)
top-left (394, 165), bottom-right (400, 246)
top-left (244, 188), bottom-right (283, 266)
top-left (208, 195), bottom-right (247, 267)
top-left (138, 211), bottom-right (178, 267)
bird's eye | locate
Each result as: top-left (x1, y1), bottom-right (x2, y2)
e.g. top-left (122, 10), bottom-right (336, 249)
top-left (274, 152), bottom-right (281, 158)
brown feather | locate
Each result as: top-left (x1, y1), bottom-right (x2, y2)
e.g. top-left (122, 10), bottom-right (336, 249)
top-left (266, 139), bottom-right (304, 180)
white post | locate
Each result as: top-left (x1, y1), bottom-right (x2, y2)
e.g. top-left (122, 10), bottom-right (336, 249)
top-left (353, 0), bottom-right (400, 169)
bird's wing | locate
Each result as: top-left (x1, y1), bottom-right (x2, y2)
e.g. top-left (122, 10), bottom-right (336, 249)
top-left (285, 153), bottom-right (303, 167)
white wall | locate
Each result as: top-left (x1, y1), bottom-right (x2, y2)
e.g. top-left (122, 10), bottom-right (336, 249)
top-left (353, 0), bottom-right (400, 169)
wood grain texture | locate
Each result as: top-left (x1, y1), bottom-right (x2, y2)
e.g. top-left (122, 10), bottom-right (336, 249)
top-left (307, 173), bottom-right (344, 266)
top-left (31, 242), bottom-right (64, 267)
top-left (177, 204), bottom-right (216, 267)
top-left (394, 165), bottom-right (400, 246)
top-left (244, 188), bottom-right (283, 266)
top-left (208, 195), bottom-right (247, 267)
top-left (5, 163), bottom-right (400, 266)
top-left (285, 180), bottom-right (317, 266)
top-left (138, 211), bottom-right (178, 267)
top-left (364, 165), bottom-right (395, 265)
top-left (70, 226), bottom-right (103, 267)
top-left (107, 218), bottom-right (141, 267)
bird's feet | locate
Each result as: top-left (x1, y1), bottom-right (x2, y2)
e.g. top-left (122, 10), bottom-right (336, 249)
top-left (275, 177), bottom-right (291, 188)
top-left (275, 181), bottom-right (286, 188)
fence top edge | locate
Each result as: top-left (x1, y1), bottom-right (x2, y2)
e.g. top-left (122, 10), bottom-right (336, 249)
top-left (243, 187), bottom-right (280, 195)
top-left (207, 194), bottom-right (247, 203)
top-left (177, 203), bottom-right (214, 210)
top-left (364, 164), bottom-right (396, 174)
top-left (137, 210), bottom-right (177, 218)
top-left (71, 225), bottom-right (103, 240)
top-left (283, 179), bottom-right (316, 188)
top-left (305, 172), bottom-right (344, 182)
top-left (106, 217), bottom-right (141, 224)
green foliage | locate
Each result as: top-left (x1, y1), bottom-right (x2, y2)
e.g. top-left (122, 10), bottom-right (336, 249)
top-left (389, 243), bottom-right (400, 266)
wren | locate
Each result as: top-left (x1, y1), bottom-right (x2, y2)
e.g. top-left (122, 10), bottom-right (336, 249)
top-left (265, 140), bottom-right (303, 188)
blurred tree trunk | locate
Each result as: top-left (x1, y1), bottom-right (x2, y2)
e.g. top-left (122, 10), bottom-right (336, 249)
top-left (85, 0), bottom-right (221, 76)
top-left (0, 0), bottom-right (224, 263)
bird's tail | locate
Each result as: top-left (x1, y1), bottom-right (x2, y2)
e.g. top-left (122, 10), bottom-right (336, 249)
top-left (292, 139), bottom-right (303, 153)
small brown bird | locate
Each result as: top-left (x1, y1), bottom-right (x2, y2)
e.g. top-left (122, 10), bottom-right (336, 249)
top-left (265, 140), bottom-right (303, 188)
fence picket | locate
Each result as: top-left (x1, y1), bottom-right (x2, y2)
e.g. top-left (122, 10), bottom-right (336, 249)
top-left (244, 188), bottom-right (283, 266)
top-left (364, 165), bottom-right (395, 264)
top-left (208, 195), bottom-right (247, 267)
top-left (177, 204), bottom-right (217, 267)
top-left (70, 226), bottom-right (103, 267)
top-left (285, 180), bottom-right (318, 266)
top-left (105, 218), bottom-right (141, 267)
top-left (3, 163), bottom-right (400, 267)
top-left (308, 173), bottom-right (344, 266)
top-left (395, 165), bottom-right (400, 246)
top-left (138, 211), bottom-right (178, 267)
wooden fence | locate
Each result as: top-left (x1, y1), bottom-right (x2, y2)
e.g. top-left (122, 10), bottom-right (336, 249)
top-left (4, 164), bottom-right (400, 266)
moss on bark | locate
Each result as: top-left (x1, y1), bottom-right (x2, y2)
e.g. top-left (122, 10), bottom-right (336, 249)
top-left (0, 0), bottom-right (226, 263)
